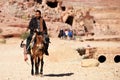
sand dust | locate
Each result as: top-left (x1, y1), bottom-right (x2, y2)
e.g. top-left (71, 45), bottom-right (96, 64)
top-left (0, 38), bottom-right (120, 80)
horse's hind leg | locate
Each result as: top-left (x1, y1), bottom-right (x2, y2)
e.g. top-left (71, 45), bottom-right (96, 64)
top-left (35, 57), bottom-right (39, 75)
top-left (30, 56), bottom-right (34, 75)
top-left (40, 58), bottom-right (44, 75)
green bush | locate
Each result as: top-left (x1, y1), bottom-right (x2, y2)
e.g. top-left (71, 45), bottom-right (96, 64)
top-left (22, 15), bottom-right (27, 20)
top-left (0, 38), bottom-right (6, 44)
top-left (20, 32), bottom-right (29, 40)
top-left (76, 47), bottom-right (86, 56)
top-left (0, 28), bottom-right (3, 33)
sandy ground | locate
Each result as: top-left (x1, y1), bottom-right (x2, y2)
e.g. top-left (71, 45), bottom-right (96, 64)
top-left (0, 38), bottom-right (120, 80)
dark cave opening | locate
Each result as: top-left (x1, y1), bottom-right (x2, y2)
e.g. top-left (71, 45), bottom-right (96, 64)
top-left (46, 1), bottom-right (58, 8)
top-left (65, 16), bottom-right (74, 26)
top-left (35, 0), bottom-right (42, 4)
top-left (61, 6), bottom-right (66, 11)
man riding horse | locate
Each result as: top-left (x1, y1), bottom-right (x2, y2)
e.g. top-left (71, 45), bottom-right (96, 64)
top-left (24, 10), bottom-right (50, 60)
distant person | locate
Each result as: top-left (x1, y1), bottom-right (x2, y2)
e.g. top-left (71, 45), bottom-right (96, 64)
top-left (58, 28), bottom-right (66, 39)
top-left (65, 29), bottom-right (68, 37)
top-left (68, 29), bottom-right (73, 39)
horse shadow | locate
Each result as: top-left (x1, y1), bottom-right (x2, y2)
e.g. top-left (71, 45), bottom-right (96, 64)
top-left (44, 72), bottom-right (74, 77)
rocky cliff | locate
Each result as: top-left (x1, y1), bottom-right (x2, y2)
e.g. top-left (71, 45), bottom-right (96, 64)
top-left (0, 0), bottom-right (120, 38)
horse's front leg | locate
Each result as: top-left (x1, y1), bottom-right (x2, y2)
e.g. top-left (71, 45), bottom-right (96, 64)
top-left (40, 58), bottom-right (44, 75)
top-left (30, 56), bottom-right (34, 75)
top-left (38, 57), bottom-right (40, 74)
top-left (35, 57), bottom-right (39, 75)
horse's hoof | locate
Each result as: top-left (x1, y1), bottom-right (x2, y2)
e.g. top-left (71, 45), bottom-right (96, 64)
top-left (31, 71), bottom-right (34, 75)
top-left (40, 74), bottom-right (43, 77)
top-left (35, 72), bottom-right (39, 75)
top-left (40, 73), bottom-right (43, 77)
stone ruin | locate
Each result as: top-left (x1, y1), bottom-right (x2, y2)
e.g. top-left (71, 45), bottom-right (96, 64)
top-left (76, 45), bottom-right (120, 63)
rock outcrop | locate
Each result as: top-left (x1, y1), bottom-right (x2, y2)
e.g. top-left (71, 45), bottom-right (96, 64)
top-left (81, 59), bottom-right (99, 67)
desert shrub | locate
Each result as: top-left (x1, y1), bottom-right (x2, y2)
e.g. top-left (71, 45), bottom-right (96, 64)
top-left (20, 32), bottom-right (29, 40)
top-left (22, 15), bottom-right (28, 20)
top-left (0, 28), bottom-right (3, 33)
top-left (0, 38), bottom-right (6, 44)
top-left (76, 47), bottom-right (86, 56)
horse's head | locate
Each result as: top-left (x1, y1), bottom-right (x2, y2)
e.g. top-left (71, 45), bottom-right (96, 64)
top-left (35, 32), bottom-right (44, 50)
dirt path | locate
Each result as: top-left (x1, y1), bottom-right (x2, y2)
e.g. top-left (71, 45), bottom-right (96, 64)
top-left (0, 38), bottom-right (120, 80)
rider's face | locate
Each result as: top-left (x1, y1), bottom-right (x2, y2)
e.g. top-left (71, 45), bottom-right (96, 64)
top-left (35, 12), bottom-right (41, 18)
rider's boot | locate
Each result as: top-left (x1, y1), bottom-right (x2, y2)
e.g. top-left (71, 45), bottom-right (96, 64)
top-left (44, 43), bottom-right (49, 56)
top-left (26, 39), bottom-right (31, 54)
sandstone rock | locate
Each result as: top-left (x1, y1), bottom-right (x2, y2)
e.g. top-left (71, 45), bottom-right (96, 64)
top-left (84, 47), bottom-right (97, 59)
top-left (81, 59), bottom-right (99, 67)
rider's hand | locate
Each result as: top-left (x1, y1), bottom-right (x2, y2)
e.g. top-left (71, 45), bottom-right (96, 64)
top-left (36, 29), bottom-right (39, 32)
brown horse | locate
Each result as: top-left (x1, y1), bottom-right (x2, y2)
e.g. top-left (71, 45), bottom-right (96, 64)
top-left (30, 32), bottom-right (45, 76)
